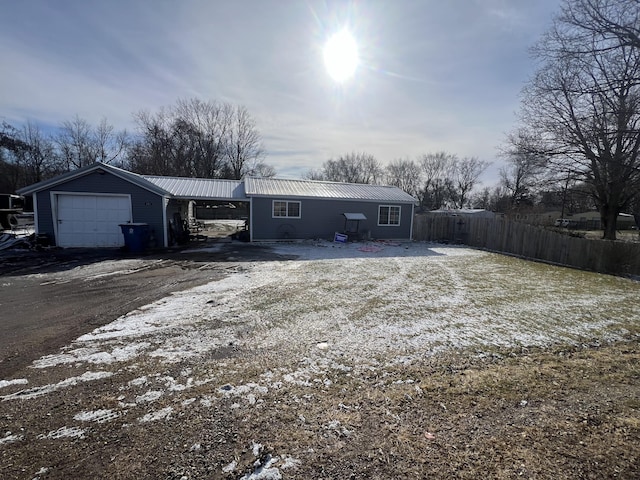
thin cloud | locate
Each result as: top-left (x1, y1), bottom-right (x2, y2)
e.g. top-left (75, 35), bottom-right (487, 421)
top-left (0, 0), bottom-right (561, 184)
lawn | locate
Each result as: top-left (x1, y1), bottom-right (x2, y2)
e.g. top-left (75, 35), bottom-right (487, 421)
top-left (1, 242), bottom-right (639, 479)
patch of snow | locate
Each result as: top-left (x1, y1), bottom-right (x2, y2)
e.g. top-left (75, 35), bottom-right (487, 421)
top-left (0, 378), bottom-right (28, 389)
top-left (219, 383), bottom-right (268, 398)
top-left (280, 456), bottom-right (300, 469)
top-left (128, 376), bottom-right (148, 387)
top-left (252, 441), bottom-right (263, 456)
top-left (29, 259), bottom-right (164, 283)
top-left (38, 426), bottom-right (85, 440)
top-left (240, 453), bottom-right (282, 480)
top-left (136, 390), bottom-right (163, 403)
top-left (33, 343), bottom-right (150, 368)
top-left (159, 375), bottom-right (194, 391)
top-left (0, 432), bottom-right (24, 445)
top-left (222, 460), bottom-right (237, 473)
top-left (138, 407), bottom-right (173, 423)
top-left (73, 409), bottom-right (121, 423)
top-left (1, 371), bottom-right (113, 401)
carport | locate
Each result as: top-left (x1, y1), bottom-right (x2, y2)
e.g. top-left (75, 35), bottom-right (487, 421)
top-left (141, 175), bottom-right (250, 243)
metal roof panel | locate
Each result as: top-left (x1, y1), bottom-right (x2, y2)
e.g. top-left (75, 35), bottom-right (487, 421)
top-left (343, 212), bottom-right (368, 220)
top-left (244, 177), bottom-right (416, 203)
top-left (142, 176), bottom-right (247, 200)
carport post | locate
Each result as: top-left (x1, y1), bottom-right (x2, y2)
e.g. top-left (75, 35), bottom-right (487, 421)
top-left (32, 193), bottom-right (39, 235)
top-left (162, 196), bottom-right (170, 247)
top-left (249, 198), bottom-right (253, 242)
top-left (410, 203), bottom-right (415, 240)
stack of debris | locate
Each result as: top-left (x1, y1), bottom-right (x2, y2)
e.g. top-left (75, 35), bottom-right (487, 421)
top-left (0, 231), bottom-right (49, 252)
top-left (0, 232), bottom-right (32, 251)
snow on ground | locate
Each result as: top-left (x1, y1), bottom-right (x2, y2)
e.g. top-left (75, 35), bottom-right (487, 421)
top-left (33, 259), bottom-right (169, 284)
top-left (2, 241), bottom-right (638, 476)
top-left (0, 433), bottom-right (24, 445)
top-left (73, 409), bottom-right (121, 423)
top-left (0, 379), bottom-right (28, 389)
top-left (1, 371), bottom-right (113, 401)
top-left (6, 240), bottom-right (638, 393)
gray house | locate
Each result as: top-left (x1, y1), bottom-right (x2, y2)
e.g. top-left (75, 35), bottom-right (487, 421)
top-left (244, 177), bottom-right (416, 241)
top-left (17, 162), bottom-right (417, 247)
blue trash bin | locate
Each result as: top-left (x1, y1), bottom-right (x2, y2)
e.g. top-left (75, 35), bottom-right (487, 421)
top-left (119, 223), bottom-right (150, 253)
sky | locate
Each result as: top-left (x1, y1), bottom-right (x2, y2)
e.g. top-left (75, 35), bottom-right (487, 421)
top-left (0, 0), bottom-right (561, 184)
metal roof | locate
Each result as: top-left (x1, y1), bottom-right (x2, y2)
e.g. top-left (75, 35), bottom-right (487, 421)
top-left (244, 177), bottom-right (417, 203)
top-left (16, 162), bottom-right (415, 204)
top-left (343, 213), bottom-right (367, 220)
top-left (143, 176), bottom-right (247, 200)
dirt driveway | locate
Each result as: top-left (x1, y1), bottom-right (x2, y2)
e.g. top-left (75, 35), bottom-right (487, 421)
top-left (0, 242), bottom-right (286, 379)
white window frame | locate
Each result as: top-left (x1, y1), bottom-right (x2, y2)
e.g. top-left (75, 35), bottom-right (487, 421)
top-left (272, 200), bottom-right (301, 219)
top-left (378, 205), bottom-right (401, 226)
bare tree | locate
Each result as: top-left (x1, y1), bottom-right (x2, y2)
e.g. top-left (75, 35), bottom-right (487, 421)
top-left (385, 158), bottom-right (421, 197)
top-left (174, 98), bottom-right (232, 178)
top-left (303, 168), bottom-right (325, 181)
top-left (450, 156), bottom-right (490, 208)
top-left (129, 108), bottom-right (172, 175)
top-left (0, 122), bottom-right (30, 192)
top-left (94, 117), bottom-right (129, 166)
top-left (500, 130), bottom-right (548, 210)
top-left (560, 0), bottom-right (640, 51)
top-left (0, 121), bottom-right (60, 191)
top-left (471, 185), bottom-right (511, 212)
top-left (521, 0), bottom-right (640, 239)
top-left (56, 116), bottom-right (96, 169)
top-left (317, 152), bottom-right (383, 184)
top-left (226, 105), bottom-right (265, 180)
top-left (131, 101), bottom-right (226, 177)
top-left (16, 121), bottom-right (59, 185)
top-left (419, 152), bottom-right (456, 210)
top-left (247, 161), bottom-right (276, 178)
top-left (129, 99), bottom-right (272, 179)
top-left (56, 116), bottom-right (128, 170)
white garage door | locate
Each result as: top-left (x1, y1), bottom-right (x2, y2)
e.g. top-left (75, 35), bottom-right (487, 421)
top-left (56, 194), bottom-right (132, 247)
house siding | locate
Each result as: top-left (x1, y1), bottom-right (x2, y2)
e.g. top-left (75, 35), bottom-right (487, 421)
top-left (250, 197), bottom-right (413, 240)
top-left (34, 170), bottom-right (165, 246)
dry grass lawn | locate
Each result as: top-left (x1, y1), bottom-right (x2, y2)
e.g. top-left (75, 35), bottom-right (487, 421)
top-left (1, 243), bottom-right (639, 479)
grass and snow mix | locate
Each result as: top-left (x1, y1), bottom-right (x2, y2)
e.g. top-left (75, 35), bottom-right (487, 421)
top-left (1, 241), bottom-right (638, 478)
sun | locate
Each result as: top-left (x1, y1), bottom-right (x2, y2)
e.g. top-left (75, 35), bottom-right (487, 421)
top-left (323, 29), bottom-right (359, 83)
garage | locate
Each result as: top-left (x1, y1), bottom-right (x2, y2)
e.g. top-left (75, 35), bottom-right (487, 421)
top-left (16, 163), bottom-right (167, 248)
top-left (55, 193), bottom-right (132, 247)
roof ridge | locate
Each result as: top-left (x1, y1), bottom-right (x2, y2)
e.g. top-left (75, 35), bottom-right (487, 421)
top-left (142, 175), bottom-right (242, 182)
top-left (246, 176), bottom-right (398, 188)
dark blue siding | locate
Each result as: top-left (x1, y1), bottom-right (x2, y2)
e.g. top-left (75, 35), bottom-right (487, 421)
top-left (251, 197), bottom-right (413, 241)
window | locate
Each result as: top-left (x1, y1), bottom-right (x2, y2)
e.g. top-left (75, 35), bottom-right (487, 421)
top-left (378, 205), bottom-right (401, 226)
top-left (272, 200), bottom-right (301, 218)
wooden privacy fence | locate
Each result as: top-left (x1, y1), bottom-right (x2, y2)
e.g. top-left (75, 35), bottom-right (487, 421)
top-left (413, 214), bottom-right (640, 277)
